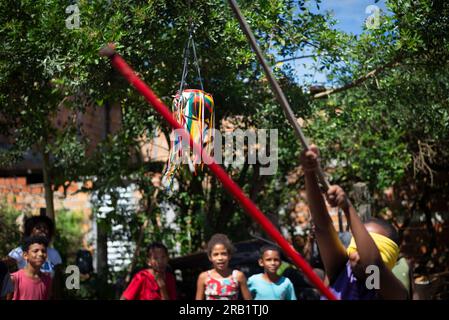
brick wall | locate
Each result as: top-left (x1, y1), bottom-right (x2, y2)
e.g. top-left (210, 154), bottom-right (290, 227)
top-left (0, 178), bottom-right (93, 248)
top-left (52, 102), bottom-right (122, 156)
top-left (0, 178), bottom-right (91, 214)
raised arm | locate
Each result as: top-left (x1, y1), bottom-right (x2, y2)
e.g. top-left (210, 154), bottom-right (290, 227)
top-left (329, 188), bottom-right (408, 299)
top-left (300, 145), bottom-right (348, 282)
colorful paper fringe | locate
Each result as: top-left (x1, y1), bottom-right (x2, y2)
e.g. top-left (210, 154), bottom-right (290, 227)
top-left (163, 89), bottom-right (215, 188)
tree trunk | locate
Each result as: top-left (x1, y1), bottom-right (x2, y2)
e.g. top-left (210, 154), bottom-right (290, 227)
top-left (42, 150), bottom-right (55, 220)
top-left (96, 100), bottom-right (111, 278)
top-left (96, 220), bottom-right (109, 278)
top-left (249, 163), bottom-right (269, 234)
top-left (216, 194), bottom-right (232, 234)
top-left (125, 187), bottom-right (159, 284)
top-left (214, 164), bottom-right (250, 236)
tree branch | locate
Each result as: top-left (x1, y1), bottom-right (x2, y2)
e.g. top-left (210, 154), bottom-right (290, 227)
top-left (276, 55), bottom-right (317, 64)
top-left (312, 57), bottom-right (402, 99)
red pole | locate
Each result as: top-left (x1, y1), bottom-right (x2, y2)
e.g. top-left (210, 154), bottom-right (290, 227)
top-left (99, 45), bottom-right (337, 300)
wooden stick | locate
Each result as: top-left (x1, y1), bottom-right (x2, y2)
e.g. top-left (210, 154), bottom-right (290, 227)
top-left (227, 0), bottom-right (330, 191)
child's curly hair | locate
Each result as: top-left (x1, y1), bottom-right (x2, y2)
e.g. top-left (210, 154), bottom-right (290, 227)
top-left (206, 233), bottom-right (235, 256)
top-left (24, 215), bottom-right (55, 239)
top-left (22, 236), bottom-right (49, 252)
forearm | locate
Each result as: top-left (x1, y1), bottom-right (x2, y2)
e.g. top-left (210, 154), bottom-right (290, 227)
top-left (344, 204), bottom-right (408, 298)
top-left (305, 171), bottom-right (331, 229)
top-left (304, 172), bottom-right (336, 232)
top-left (238, 274), bottom-right (252, 300)
top-left (195, 289), bottom-right (204, 300)
top-left (304, 172), bottom-right (347, 280)
top-left (344, 204), bottom-right (383, 266)
top-left (159, 286), bottom-right (170, 300)
top-left (195, 276), bottom-right (205, 300)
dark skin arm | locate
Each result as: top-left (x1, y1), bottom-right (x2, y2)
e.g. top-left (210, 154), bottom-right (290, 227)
top-left (195, 272), bottom-right (206, 300)
top-left (330, 186), bottom-right (408, 300)
top-left (236, 271), bottom-right (252, 300)
top-left (300, 146), bottom-right (347, 283)
top-left (302, 145), bottom-right (408, 299)
top-left (154, 270), bottom-right (170, 300)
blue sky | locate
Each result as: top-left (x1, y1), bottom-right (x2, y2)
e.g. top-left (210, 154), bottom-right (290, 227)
top-left (290, 0), bottom-right (389, 85)
top-left (316, 0), bottom-right (388, 34)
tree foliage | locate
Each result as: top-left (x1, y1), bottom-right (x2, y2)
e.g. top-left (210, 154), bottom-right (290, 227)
top-left (1, 0), bottom-right (448, 277)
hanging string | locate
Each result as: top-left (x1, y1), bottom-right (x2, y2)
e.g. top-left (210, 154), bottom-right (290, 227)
top-left (191, 36), bottom-right (204, 91)
top-left (179, 22), bottom-right (204, 92)
top-left (178, 24), bottom-right (193, 93)
top-left (162, 0), bottom-right (213, 188)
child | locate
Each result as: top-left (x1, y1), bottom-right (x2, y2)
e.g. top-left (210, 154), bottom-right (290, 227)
top-left (196, 233), bottom-right (252, 300)
top-left (7, 215), bottom-right (62, 277)
top-left (247, 246), bottom-right (296, 300)
top-left (121, 242), bottom-right (177, 300)
top-left (10, 236), bottom-right (52, 300)
top-left (300, 145), bottom-right (408, 300)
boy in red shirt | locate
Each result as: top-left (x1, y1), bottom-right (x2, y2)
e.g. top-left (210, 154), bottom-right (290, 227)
top-left (10, 236), bottom-right (52, 300)
top-left (121, 242), bottom-right (177, 300)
